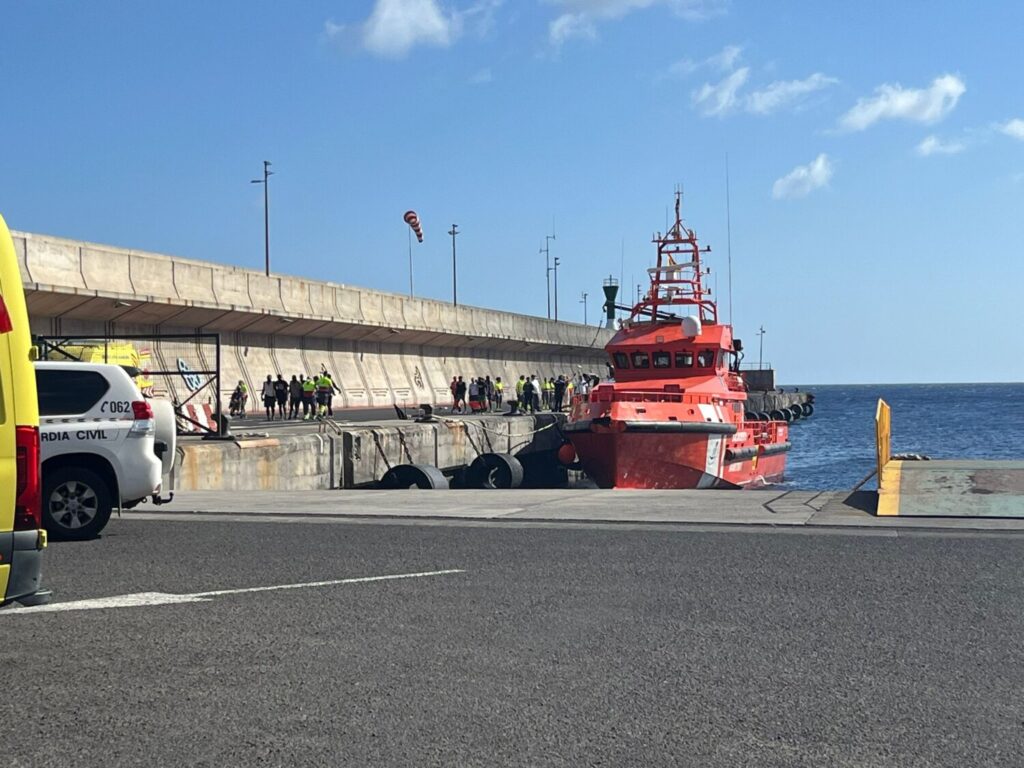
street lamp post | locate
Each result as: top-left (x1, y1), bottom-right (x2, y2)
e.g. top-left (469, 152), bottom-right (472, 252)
top-left (448, 224), bottom-right (459, 306)
top-left (553, 256), bottom-right (561, 321)
top-left (541, 233), bottom-right (555, 319)
top-left (580, 291), bottom-right (588, 324)
top-left (250, 160), bottom-right (273, 276)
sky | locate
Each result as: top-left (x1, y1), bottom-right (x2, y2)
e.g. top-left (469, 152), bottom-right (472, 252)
top-left (2, 0), bottom-right (1023, 384)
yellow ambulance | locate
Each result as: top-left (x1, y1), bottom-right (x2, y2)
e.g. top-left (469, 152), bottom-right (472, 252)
top-left (0, 213), bottom-right (50, 606)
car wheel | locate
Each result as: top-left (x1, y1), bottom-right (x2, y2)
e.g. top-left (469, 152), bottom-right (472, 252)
top-left (42, 466), bottom-right (114, 541)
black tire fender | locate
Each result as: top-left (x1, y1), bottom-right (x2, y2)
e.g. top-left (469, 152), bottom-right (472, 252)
top-left (467, 453), bottom-right (525, 489)
top-left (378, 464), bottom-right (449, 489)
top-left (801, 402), bottom-right (814, 417)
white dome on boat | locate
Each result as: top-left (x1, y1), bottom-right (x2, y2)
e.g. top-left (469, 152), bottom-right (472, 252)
top-left (681, 316), bottom-right (702, 338)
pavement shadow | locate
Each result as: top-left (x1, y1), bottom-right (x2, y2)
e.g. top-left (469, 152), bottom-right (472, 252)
top-left (842, 490), bottom-right (878, 514)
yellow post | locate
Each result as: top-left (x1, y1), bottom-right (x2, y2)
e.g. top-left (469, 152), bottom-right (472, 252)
top-left (875, 398), bottom-right (901, 515)
top-left (875, 398), bottom-right (891, 487)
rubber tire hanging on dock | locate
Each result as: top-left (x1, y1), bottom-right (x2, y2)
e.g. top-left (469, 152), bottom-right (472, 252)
top-left (744, 411), bottom-right (758, 422)
top-left (769, 409), bottom-right (787, 422)
top-left (801, 403), bottom-right (814, 417)
top-left (787, 405), bottom-right (803, 420)
top-left (467, 453), bottom-right (525, 489)
top-left (378, 464), bottom-right (449, 489)
top-left (757, 412), bottom-right (771, 422)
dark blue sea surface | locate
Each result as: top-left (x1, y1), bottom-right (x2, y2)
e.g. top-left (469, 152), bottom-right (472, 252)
top-left (782, 383), bottom-right (1024, 491)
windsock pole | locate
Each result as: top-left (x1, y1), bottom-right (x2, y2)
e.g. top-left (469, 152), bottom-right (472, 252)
top-left (403, 210), bottom-right (424, 298)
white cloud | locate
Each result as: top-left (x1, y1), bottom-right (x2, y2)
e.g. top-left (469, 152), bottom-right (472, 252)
top-left (362, 0), bottom-right (454, 57)
top-left (328, 0), bottom-right (502, 58)
top-left (669, 44), bottom-right (741, 77)
top-left (547, 0), bottom-right (725, 46)
top-left (469, 67), bottom-right (493, 84)
top-left (772, 153), bottom-right (833, 200)
top-left (746, 73), bottom-right (837, 115)
top-left (838, 74), bottom-right (965, 132)
top-left (916, 135), bottom-right (965, 156)
top-left (692, 67), bottom-right (749, 116)
top-left (998, 118), bottom-right (1024, 141)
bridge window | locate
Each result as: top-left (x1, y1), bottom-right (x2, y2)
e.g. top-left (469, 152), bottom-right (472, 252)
top-left (697, 350), bottom-right (715, 368)
top-left (675, 351), bottom-right (693, 368)
top-left (613, 352), bottom-right (629, 369)
top-left (652, 351), bottom-right (671, 368)
top-left (631, 351), bottom-right (650, 369)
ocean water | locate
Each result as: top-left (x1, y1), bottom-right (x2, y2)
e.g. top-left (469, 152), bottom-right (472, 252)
top-left (782, 383), bottom-right (1024, 491)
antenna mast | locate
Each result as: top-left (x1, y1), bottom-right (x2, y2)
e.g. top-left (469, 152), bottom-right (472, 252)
top-left (726, 154), bottom-right (733, 326)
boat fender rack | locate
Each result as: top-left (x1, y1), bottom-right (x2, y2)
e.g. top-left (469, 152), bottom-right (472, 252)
top-left (725, 442), bottom-right (792, 462)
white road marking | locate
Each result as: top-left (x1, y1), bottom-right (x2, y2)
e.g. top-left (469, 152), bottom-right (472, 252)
top-left (1, 569), bottom-right (465, 616)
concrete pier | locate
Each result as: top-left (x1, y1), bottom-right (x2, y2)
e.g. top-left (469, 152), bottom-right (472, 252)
top-left (13, 230), bottom-right (612, 408)
top-left (173, 413), bottom-right (566, 490)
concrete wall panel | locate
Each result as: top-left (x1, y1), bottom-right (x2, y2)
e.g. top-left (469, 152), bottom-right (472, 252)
top-left (247, 274), bottom-right (285, 314)
top-left (212, 270), bottom-right (252, 309)
top-left (26, 238), bottom-right (85, 289)
top-left (129, 254), bottom-right (177, 299)
top-left (271, 338), bottom-right (308, 381)
top-left (174, 261), bottom-right (217, 304)
top-left (279, 278), bottom-right (314, 317)
top-left (354, 343), bottom-right (391, 405)
top-left (307, 283), bottom-right (335, 319)
top-left (378, 344), bottom-right (414, 405)
top-left (359, 291), bottom-right (387, 326)
top-left (80, 247), bottom-right (132, 294)
top-left (380, 295), bottom-right (405, 328)
top-left (334, 286), bottom-right (363, 323)
top-left (13, 235), bottom-right (28, 283)
top-left (328, 342), bottom-right (370, 409)
top-left (402, 297), bottom-right (426, 330)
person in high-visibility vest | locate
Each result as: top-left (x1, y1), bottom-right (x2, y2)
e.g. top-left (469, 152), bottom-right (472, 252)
top-left (315, 371), bottom-right (334, 419)
top-left (494, 377), bottom-right (504, 410)
top-left (301, 376), bottom-right (317, 420)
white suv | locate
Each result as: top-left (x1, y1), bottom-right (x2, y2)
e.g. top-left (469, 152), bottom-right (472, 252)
top-left (36, 362), bottom-right (175, 540)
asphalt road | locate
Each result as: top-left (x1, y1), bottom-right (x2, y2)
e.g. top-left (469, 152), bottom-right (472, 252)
top-left (3, 516), bottom-right (1023, 767)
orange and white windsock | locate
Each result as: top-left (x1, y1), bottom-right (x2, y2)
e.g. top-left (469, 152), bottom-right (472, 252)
top-left (404, 210), bottom-right (424, 243)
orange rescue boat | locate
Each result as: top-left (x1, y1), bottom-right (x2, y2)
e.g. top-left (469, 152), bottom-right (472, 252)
top-left (564, 192), bottom-right (790, 489)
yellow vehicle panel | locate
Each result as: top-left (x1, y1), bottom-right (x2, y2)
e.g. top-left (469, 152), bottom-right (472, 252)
top-left (0, 212), bottom-right (46, 606)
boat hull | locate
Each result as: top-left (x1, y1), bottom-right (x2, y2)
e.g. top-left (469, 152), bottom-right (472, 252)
top-left (567, 428), bottom-right (787, 489)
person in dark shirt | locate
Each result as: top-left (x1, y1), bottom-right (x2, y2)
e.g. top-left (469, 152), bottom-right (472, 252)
top-left (522, 377), bottom-right (535, 413)
top-left (273, 374), bottom-right (289, 420)
top-left (288, 375), bottom-right (303, 419)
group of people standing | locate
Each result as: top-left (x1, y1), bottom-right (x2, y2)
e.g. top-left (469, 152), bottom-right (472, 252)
top-left (229, 370), bottom-right (340, 421)
top-left (449, 373), bottom-right (597, 414)
top-left (449, 375), bottom-right (504, 413)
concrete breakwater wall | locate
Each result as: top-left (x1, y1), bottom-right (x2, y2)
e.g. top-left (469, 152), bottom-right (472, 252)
top-left (13, 230), bottom-right (611, 409)
top-left (175, 413), bottom-right (566, 490)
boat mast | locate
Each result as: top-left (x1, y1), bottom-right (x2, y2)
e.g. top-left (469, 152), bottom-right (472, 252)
top-left (640, 190), bottom-right (716, 324)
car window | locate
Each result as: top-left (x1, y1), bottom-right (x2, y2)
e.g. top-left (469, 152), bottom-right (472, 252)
top-left (37, 369), bottom-right (110, 416)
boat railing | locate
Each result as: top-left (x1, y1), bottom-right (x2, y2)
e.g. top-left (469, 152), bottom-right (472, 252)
top-left (585, 387), bottom-right (735, 406)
